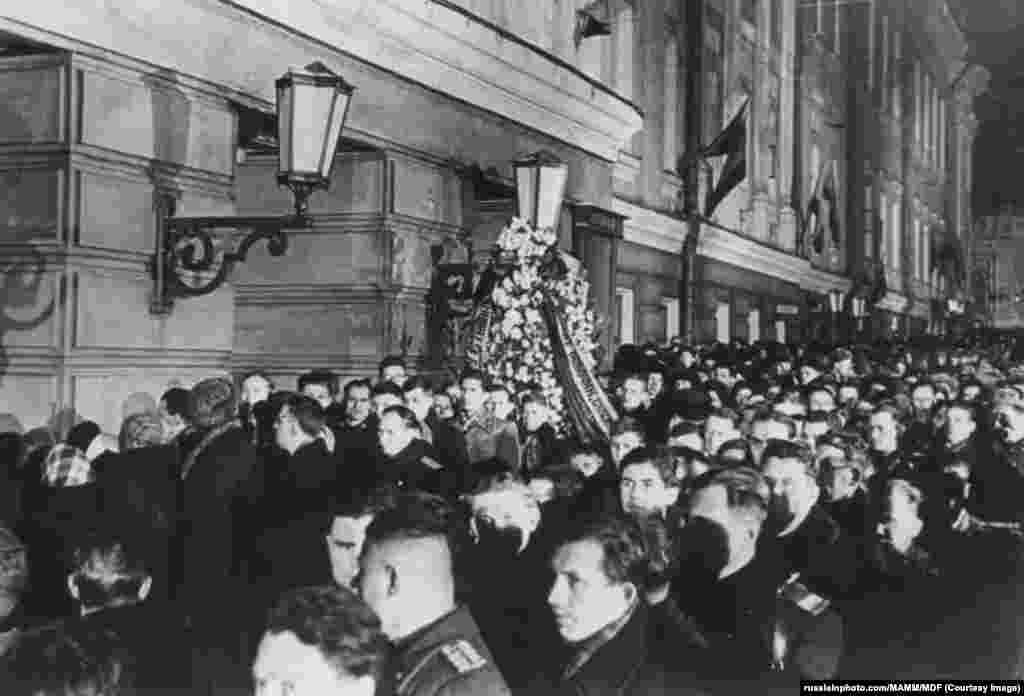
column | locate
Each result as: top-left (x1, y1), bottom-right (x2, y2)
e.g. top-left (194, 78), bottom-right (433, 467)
top-left (571, 205), bottom-right (625, 365)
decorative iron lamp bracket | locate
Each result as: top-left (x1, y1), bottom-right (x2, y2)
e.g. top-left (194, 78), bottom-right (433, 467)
top-left (150, 195), bottom-right (311, 315)
top-left (149, 60), bottom-right (355, 315)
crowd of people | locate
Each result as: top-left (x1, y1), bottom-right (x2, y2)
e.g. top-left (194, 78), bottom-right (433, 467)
top-left (0, 336), bottom-right (1023, 694)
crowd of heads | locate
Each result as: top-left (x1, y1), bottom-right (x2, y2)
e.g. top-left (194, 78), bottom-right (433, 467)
top-left (0, 334), bottom-right (1023, 692)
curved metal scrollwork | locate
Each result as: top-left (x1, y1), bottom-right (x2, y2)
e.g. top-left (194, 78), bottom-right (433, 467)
top-left (151, 199), bottom-right (309, 314)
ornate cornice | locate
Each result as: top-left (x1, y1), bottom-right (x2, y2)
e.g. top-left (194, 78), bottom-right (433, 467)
top-left (612, 198), bottom-right (688, 255)
top-left (2, 0), bottom-right (643, 162)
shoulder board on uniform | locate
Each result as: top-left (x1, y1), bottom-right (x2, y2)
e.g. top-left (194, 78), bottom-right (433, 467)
top-left (439, 640), bottom-right (487, 674)
top-left (779, 575), bottom-right (832, 616)
top-left (421, 456), bottom-right (443, 470)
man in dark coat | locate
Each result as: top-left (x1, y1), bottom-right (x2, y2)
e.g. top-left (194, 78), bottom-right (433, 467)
top-left (378, 406), bottom-right (450, 497)
top-left (759, 440), bottom-right (860, 600)
top-left (336, 378), bottom-right (381, 489)
top-left (460, 370), bottom-right (520, 477)
top-left (358, 493), bottom-right (511, 696)
top-left (65, 535), bottom-right (190, 691)
top-left (463, 480), bottom-right (560, 690)
top-left (93, 441), bottom-right (181, 604)
top-left (177, 376), bottom-right (264, 693)
top-left (259, 394), bottom-right (338, 596)
top-left (519, 390), bottom-right (563, 478)
top-left (532, 515), bottom-right (706, 696)
top-left (404, 376), bottom-right (471, 493)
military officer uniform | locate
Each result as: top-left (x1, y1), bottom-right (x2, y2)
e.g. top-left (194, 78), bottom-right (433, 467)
top-left (385, 605), bottom-right (510, 696)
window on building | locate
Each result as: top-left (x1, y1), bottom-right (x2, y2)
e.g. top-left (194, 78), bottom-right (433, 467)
top-left (879, 13), bottom-right (889, 111)
top-left (616, 287), bottom-right (636, 345)
top-left (939, 97), bottom-right (946, 173)
top-left (879, 192), bottom-right (888, 262)
top-left (915, 217), bottom-right (923, 280)
top-left (913, 61), bottom-right (922, 149)
top-left (662, 297), bottom-right (680, 342)
top-left (747, 309), bottom-right (761, 342)
top-left (704, 5), bottom-right (725, 146)
top-left (715, 301), bottom-right (731, 343)
top-left (890, 28), bottom-right (901, 118)
top-left (923, 223), bottom-right (931, 284)
top-left (890, 198), bottom-right (901, 272)
top-left (775, 319), bottom-right (786, 343)
top-left (865, 183), bottom-right (875, 260)
top-left (663, 29), bottom-right (680, 172)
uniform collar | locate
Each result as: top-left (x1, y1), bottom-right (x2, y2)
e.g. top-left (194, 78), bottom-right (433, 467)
top-left (394, 605), bottom-right (474, 664)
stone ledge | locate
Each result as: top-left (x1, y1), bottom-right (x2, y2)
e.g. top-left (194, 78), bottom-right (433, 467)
top-left (613, 198), bottom-right (687, 256)
top-left (699, 222), bottom-right (810, 283)
top-left (235, 283), bottom-right (429, 306)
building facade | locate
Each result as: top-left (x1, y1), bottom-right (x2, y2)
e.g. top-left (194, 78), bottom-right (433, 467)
top-left (607, 0), bottom-right (986, 347)
top-left (973, 211), bottom-right (1024, 330)
top-left (0, 1), bottom-right (987, 433)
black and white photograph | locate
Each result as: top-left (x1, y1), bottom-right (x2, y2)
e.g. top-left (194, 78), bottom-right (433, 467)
top-left (0, 0), bottom-right (1023, 694)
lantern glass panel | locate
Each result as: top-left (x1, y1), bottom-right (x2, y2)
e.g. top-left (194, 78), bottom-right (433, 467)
top-left (536, 165), bottom-right (568, 230)
top-left (515, 166), bottom-right (537, 227)
top-left (276, 82), bottom-right (294, 175)
top-left (289, 79), bottom-right (333, 177)
top-left (320, 89), bottom-right (350, 180)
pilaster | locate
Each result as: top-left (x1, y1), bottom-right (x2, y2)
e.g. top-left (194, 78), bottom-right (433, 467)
top-left (232, 150), bottom-right (465, 388)
top-left (0, 51), bottom-right (236, 434)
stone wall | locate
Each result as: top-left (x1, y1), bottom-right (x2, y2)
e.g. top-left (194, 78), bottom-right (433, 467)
top-left (0, 53), bottom-right (236, 434)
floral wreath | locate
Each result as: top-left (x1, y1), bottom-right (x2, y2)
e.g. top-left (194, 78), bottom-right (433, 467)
top-left (467, 217), bottom-right (600, 431)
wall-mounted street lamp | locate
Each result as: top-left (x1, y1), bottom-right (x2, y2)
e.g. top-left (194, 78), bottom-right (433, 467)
top-left (828, 289), bottom-right (844, 314)
top-left (151, 62), bottom-right (354, 315)
top-left (827, 288), bottom-right (844, 345)
top-left (512, 150), bottom-right (569, 232)
top-left (851, 295), bottom-right (868, 337)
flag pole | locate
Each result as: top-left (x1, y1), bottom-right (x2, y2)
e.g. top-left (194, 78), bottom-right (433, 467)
top-left (680, 0), bottom-right (704, 345)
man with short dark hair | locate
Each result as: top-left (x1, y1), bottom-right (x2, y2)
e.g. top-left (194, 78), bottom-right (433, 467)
top-left (460, 370), bottom-right (520, 477)
top-left (337, 378), bottom-right (379, 485)
top-left (378, 405), bottom-right (448, 496)
top-left (66, 536), bottom-right (189, 690)
top-left (704, 408), bottom-right (741, 458)
top-left (359, 494), bottom-right (510, 696)
top-left (158, 386), bottom-right (190, 444)
top-left (759, 440), bottom-right (859, 600)
top-left (324, 486), bottom-right (399, 590)
top-left (253, 585), bottom-right (390, 696)
top-left (619, 445), bottom-right (680, 521)
top-left (265, 394), bottom-right (340, 594)
top-left (379, 355), bottom-right (408, 388)
top-left (536, 515), bottom-right (704, 695)
top-left (298, 370), bottom-right (339, 411)
top-left (404, 376), bottom-right (470, 491)
top-left (675, 466), bottom-right (774, 679)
